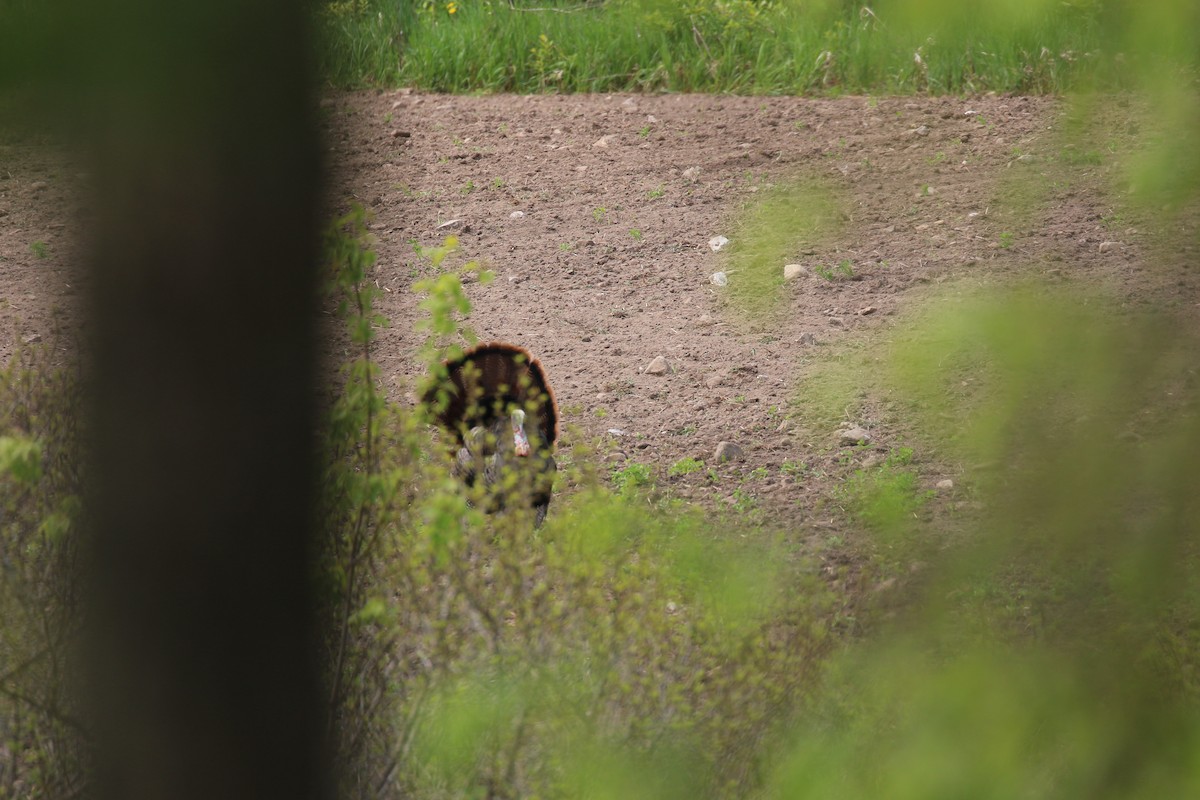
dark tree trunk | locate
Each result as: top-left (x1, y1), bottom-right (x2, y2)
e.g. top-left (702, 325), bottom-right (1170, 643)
top-left (82, 2), bottom-right (330, 799)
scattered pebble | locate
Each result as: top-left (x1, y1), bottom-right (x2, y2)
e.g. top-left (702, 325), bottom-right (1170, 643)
top-left (708, 235), bottom-right (730, 252)
top-left (713, 441), bottom-right (746, 463)
top-left (607, 428), bottom-right (627, 437)
top-left (710, 271), bottom-right (729, 286)
top-left (783, 263), bottom-right (807, 281)
top-left (936, 478), bottom-right (955, 490)
top-left (509, 210), bottom-right (525, 219)
top-left (645, 356), bottom-right (670, 375)
top-left (838, 427), bottom-right (872, 446)
top-left (1098, 241), bottom-right (1120, 253)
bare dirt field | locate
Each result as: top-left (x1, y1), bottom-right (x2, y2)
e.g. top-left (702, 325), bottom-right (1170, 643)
top-left (3, 92), bottom-right (1197, 529)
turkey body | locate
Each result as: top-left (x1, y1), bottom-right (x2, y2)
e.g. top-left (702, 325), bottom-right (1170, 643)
top-left (425, 342), bottom-right (559, 527)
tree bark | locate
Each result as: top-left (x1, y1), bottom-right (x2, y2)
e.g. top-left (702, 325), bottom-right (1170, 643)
top-left (83, 2), bottom-right (329, 799)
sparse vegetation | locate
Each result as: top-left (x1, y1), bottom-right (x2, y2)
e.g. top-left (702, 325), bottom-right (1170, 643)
top-left (669, 456), bottom-right (703, 476)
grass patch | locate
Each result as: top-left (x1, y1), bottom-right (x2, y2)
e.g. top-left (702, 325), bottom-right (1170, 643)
top-left (668, 456), bottom-right (703, 477)
top-left (318, 0), bottom-right (1108, 94)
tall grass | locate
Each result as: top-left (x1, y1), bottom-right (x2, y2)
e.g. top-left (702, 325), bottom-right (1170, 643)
top-left (318, 0), bottom-right (1107, 94)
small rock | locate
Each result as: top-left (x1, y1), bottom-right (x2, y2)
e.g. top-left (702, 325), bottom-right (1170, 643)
top-left (912, 125), bottom-right (930, 136)
top-left (936, 479), bottom-right (955, 491)
top-left (682, 166), bottom-right (701, 181)
top-left (22, 334), bottom-right (42, 344)
top-left (389, 129), bottom-right (412, 139)
top-left (1015, 153), bottom-right (1037, 163)
top-left (592, 135), bottom-right (612, 148)
top-left (783, 263), bottom-right (807, 281)
top-left (708, 235), bottom-right (730, 252)
top-left (507, 275), bottom-right (524, 284)
top-left (606, 451), bottom-right (628, 463)
top-left (713, 441), bottom-right (746, 463)
top-left (665, 600), bottom-right (677, 614)
top-left (705, 373), bottom-right (725, 389)
top-left (1098, 241), bottom-right (1119, 253)
top-left (838, 427), bottom-right (872, 446)
top-left (697, 314), bottom-right (715, 326)
top-left (436, 218), bottom-right (464, 231)
top-left (829, 317), bottom-right (846, 328)
top-left (645, 356), bottom-right (670, 375)
top-left (710, 271), bottom-right (729, 287)
top-left (861, 454), bottom-right (882, 469)
top-left (858, 305), bottom-right (878, 315)
top-left (607, 428), bottom-right (627, 437)
top-left (30, 181), bottom-right (48, 191)
top-left (776, 420), bottom-right (791, 433)
top-left (799, 332), bottom-right (817, 346)
top-left (509, 210), bottom-right (525, 219)
top-left (646, 114), bottom-right (658, 124)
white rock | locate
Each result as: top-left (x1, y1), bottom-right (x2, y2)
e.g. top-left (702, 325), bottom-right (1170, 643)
top-left (645, 356), bottom-right (670, 375)
top-left (714, 441), bottom-right (746, 463)
top-left (784, 263), bottom-right (807, 281)
top-left (607, 428), bottom-right (627, 437)
top-left (1099, 241), bottom-right (1120, 253)
top-left (509, 210), bottom-right (525, 219)
top-left (936, 479), bottom-right (955, 490)
top-left (436, 219), bottom-right (464, 230)
top-left (710, 271), bottom-right (729, 287)
top-left (838, 427), bottom-right (872, 446)
top-left (708, 235), bottom-right (730, 252)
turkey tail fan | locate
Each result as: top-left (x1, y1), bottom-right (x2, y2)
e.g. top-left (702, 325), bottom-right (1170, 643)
top-left (425, 341), bottom-right (558, 451)
top-left (424, 342), bottom-right (559, 527)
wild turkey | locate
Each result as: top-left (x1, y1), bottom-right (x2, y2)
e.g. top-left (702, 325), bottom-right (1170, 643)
top-left (424, 342), bottom-right (558, 526)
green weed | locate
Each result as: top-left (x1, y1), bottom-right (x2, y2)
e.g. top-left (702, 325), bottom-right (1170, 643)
top-left (668, 457), bottom-right (703, 477)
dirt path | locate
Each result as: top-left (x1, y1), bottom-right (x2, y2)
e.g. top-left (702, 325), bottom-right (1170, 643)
top-left (3, 92), bottom-right (1196, 521)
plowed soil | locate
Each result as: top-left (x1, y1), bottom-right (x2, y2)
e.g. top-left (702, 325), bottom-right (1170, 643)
top-left (3, 92), bottom-right (1197, 527)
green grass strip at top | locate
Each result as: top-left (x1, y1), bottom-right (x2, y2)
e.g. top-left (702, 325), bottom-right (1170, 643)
top-left (319, 0), bottom-right (1111, 95)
